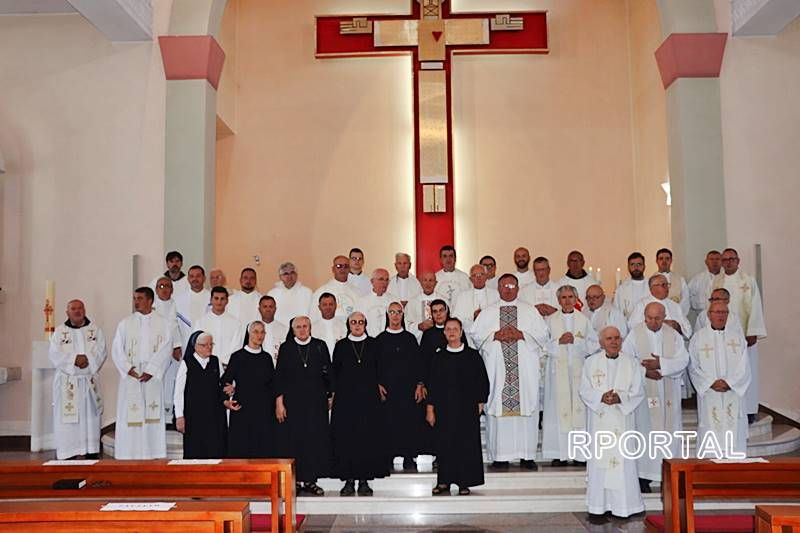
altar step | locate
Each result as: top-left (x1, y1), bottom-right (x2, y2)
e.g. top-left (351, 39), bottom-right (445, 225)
top-left (102, 410), bottom-right (800, 460)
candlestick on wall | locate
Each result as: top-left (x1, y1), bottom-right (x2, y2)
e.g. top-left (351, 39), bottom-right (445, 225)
top-left (616, 267), bottom-right (622, 287)
top-left (596, 268), bottom-right (602, 284)
top-left (44, 280), bottom-right (55, 340)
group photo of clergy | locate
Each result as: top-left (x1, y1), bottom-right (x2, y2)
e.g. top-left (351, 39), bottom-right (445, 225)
top-left (49, 243), bottom-right (765, 522)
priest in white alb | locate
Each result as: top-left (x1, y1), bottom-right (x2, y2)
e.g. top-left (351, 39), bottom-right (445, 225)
top-left (49, 299), bottom-right (107, 459)
top-left (355, 268), bottom-right (392, 337)
top-left (453, 264), bottom-right (498, 347)
top-left (688, 250), bottom-right (722, 315)
top-left (255, 295), bottom-right (288, 365)
top-left (435, 245), bottom-right (471, 308)
top-left (557, 250), bottom-right (598, 306)
top-left (655, 248), bottom-right (690, 316)
top-left (512, 247), bottom-right (535, 288)
top-left (267, 261), bottom-right (312, 324)
top-left (714, 248), bottom-right (765, 421)
top-left (149, 250), bottom-right (189, 299)
top-left (688, 301), bottom-right (751, 455)
top-left (311, 292), bottom-right (347, 358)
top-left (584, 285), bottom-right (628, 338)
top-left (695, 289), bottom-right (744, 335)
top-left (347, 247), bottom-right (372, 296)
top-left (111, 287), bottom-right (172, 459)
top-left (627, 274), bottom-right (692, 339)
top-left (193, 287), bottom-right (244, 367)
top-left (310, 255), bottom-right (361, 321)
top-left (387, 252), bottom-right (423, 305)
top-left (405, 271), bottom-right (447, 341)
top-left (153, 277), bottom-right (188, 421)
top-left (580, 326), bottom-right (645, 522)
top-left (174, 265), bottom-right (210, 327)
top-left (480, 255), bottom-right (499, 292)
top-left (613, 252), bottom-right (650, 320)
top-left (470, 273), bottom-right (548, 470)
top-left (519, 256), bottom-right (559, 318)
top-left (226, 267), bottom-right (262, 324)
top-left (543, 285), bottom-right (600, 465)
top-left (621, 302), bottom-right (689, 491)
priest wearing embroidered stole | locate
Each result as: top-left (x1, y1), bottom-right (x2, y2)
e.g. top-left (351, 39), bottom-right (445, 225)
top-left (715, 248), bottom-right (766, 421)
top-left (471, 274), bottom-right (548, 470)
top-left (519, 256), bottom-right (559, 317)
top-left (543, 285), bottom-right (600, 465)
top-left (387, 252), bottom-right (423, 305)
top-left (193, 286), bottom-right (244, 367)
top-left (580, 326), bottom-right (645, 522)
top-left (689, 301), bottom-right (751, 455)
top-left (355, 268), bottom-right (392, 337)
top-left (49, 299), bottom-right (107, 459)
top-left (613, 252), bottom-right (650, 320)
top-left (452, 264), bottom-right (499, 347)
top-left (111, 287), bottom-right (173, 459)
top-left (268, 262), bottom-right (313, 325)
top-left (627, 274), bottom-right (692, 338)
top-left (226, 268), bottom-right (262, 324)
top-left (584, 285), bottom-right (628, 338)
top-left (621, 302), bottom-right (689, 492)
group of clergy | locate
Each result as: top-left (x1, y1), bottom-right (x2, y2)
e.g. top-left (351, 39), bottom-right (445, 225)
top-left (48, 245), bottom-right (765, 520)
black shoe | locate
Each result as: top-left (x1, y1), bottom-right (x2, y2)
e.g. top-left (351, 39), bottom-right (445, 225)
top-left (340, 480), bottom-right (356, 496)
top-left (587, 513), bottom-right (608, 525)
top-left (403, 457), bottom-right (416, 471)
top-left (490, 461), bottom-right (510, 470)
top-left (432, 458), bottom-right (438, 470)
top-left (550, 459), bottom-right (568, 467)
top-left (638, 478), bottom-right (652, 494)
top-left (520, 459), bottom-right (538, 471)
top-left (84, 453), bottom-right (100, 460)
top-left (572, 460), bottom-right (586, 467)
top-left (748, 413), bottom-right (756, 424)
top-left (357, 480), bottom-right (373, 496)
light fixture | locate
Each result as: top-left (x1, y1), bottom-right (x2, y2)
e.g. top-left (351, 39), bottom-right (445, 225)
top-left (661, 181), bottom-right (671, 207)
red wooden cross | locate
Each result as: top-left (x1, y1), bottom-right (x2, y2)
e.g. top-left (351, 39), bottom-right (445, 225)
top-left (316, 0), bottom-right (548, 274)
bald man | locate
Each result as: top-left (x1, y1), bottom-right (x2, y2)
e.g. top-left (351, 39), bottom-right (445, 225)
top-left (405, 271), bottom-right (447, 341)
top-left (583, 284), bottom-right (628, 338)
top-left (513, 247), bottom-right (535, 288)
top-left (355, 268), bottom-right (393, 337)
top-left (452, 264), bottom-right (499, 347)
top-left (49, 300), bottom-right (107, 459)
top-left (310, 255), bottom-right (361, 322)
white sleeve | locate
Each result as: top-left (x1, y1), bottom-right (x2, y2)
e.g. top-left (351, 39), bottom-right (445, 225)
top-left (173, 360), bottom-right (188, 418)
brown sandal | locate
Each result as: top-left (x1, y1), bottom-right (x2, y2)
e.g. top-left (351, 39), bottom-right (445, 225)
top-left (458, 487), bottom-right (471, 496)
top-left (431, 484), bottom-right (450, 496)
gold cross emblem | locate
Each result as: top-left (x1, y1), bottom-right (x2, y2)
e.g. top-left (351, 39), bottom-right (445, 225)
top-left (727, 339), bottom-right (741, 352)
top-left (592, 368), bottom-right (606, 387)
top-left (148, 401), bottom-right (159, 412)
top-left (700, 344), bottom-right (714, 358)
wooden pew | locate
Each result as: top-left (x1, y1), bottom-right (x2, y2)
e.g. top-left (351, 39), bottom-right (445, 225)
top-left (756, 505), bottom-right (800, 533)
top-left (0, 459), bottom-right (295, 532)
top-left (0, 500), bottom-right (250, 533)
top-left (662, 458), bottom-right (800, 533)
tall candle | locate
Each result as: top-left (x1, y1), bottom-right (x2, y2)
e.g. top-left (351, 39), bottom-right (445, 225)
top-left (596, 268), bottom-right (602, 284)
top-left (616, 267), bottom-right (622, 287)
top-left (44, 280), bottom-right (55, 339)
top-left (588, 266), bottom-right (594, 276)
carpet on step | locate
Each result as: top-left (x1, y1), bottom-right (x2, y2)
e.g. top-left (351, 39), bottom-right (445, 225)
top-left (645, 513), bottom-right (753, 533)
top-left (251, 513), bottom-right (305, 531)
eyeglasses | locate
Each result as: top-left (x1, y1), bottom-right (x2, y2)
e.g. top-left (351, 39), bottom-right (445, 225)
top-left (387, 310), bottom-right (403, 315)
top-left (334, 264), bottom-right (349, 269)
top-left (501, 284), bottom-right (518, 289)
top-left (349, 319), bottom-right (366, 325)
top-left (651, 283), bottom-right (670, 288)
top-left (280, 271), bottom-right (296, 276)
top-left (157, 284), bottom-right (171, 289)
top-left (709, 297), bottom-right (729, 302)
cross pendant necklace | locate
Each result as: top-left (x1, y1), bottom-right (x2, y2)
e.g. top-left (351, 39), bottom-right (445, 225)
top-left (351, 340), bottom-right (365, 365)
top-left (298, 345), bottom-right (310, 368)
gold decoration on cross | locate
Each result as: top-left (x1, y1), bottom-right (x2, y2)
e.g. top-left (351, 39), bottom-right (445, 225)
top-left (419, 0), bottom-right (442, 19)
top-left (491, 14), bottom-right (524, 31)
top-left (727, 339), bottom-right (741, 352)
top-left (609, 456), bottom-right (620, 469)
top-left (592, 368), bottom-right (606, 387)
top-left (148, 401), bottom-right (159, 412)
top-left (340, 17), bottom-right (373, 34)
top-left (739, 282), bottom-right (750, 293)
top-left (699, 344), bottom-right (714, 358)
top-left (65, 402), bottom-right (75, 413)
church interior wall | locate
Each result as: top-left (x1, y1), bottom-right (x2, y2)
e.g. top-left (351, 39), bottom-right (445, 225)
top-left (215, 0), bottom-right (671, 292)
top-left (0, 4), bottom-right (173, 433)
top-left (716, 12), bottom-right (800, 416)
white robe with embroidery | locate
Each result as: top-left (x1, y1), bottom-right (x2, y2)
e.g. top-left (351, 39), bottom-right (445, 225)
top-left (405, 290), bottom-right (448, 341)
top-left (714, 270), bottom-right (766, 414)
top-left (435, 268), bottom-right (471, 309)
top-left (310, 279), bottom-right (361, 321)
top-left (688, 270), bottom-right (715, 314)
top-left (542, 310), bottom-right (599, 460)
top-left (584, 303), bottom-right (628, 339)
top-left (49, 321), bottom-right (107, 459)
top-left (471, 299), bottom-right (548, 461)
top-left (193, 311), bottom-right (243, 366)
top-left (453, 287), bottom-right (499, 348)
top-left (111, 312), bottom-right (172, 459)
top-left (660, 271), bottom-right (690, 316)
top-left (613, 279), bottom-right (650, 320)
top-left (355, 291), bottom-right (392, 337)
top-left (267, 282), bottom-right (313, 325)
top-left (580, 351), bottom-right (645, 517)
top-left (627, 295), bottom-right (692, 339)
top-left (689, 325), bottom-right (751, 455)
top-left (622, 323), bottom-right (689, 481)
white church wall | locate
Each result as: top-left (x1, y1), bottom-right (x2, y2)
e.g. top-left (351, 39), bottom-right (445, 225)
top-left (0, 3), bottom-right (172, 434)
top-left (717, 13), bottom-right (800, 415)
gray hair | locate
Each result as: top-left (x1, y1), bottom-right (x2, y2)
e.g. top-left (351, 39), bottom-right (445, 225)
top-left (556, 285), bottom-right (578, 298)
top-left (394, 252), bottom-right (411, 262)
top-left (648, 273), bottom-right (667, 287)
top-left (196, 332), bottom-right (213, 344)
top-left (278, 262), bottom-right (297, 275)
